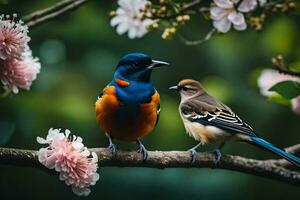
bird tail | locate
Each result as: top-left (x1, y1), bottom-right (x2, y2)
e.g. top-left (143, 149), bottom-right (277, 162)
top-left (249, 136), bottom-right (300, 167)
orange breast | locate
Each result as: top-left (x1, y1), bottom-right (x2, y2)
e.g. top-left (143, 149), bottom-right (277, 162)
top-left (95, 86), bottom-right (160, 141)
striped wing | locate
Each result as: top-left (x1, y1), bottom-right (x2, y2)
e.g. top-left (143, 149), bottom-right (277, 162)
top-left (181, 102), bottom-right (255, 136)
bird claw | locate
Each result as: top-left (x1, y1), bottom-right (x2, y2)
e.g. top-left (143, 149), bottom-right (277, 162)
top-left (188, 149), bottom-right (197, 164)
top-left (137, 141), bottom-right (148, 161)
top-left (106, 134), bottom-right (117, 157)
top-left (213, 149), bottom-right (222, 165)
top-left (108, 143), bottom-right (117, 157)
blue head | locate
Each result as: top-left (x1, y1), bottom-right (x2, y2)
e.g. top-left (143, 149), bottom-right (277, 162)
top-left (114, 53), bottom-right (169, 83)
top-left (109, 53), bottom-right (169, 106)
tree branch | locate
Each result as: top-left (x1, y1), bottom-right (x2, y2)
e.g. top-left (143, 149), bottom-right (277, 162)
top-left (277, 68), bottom-right (300, 78)
top-left (0, 145), bottom-right (300, 185)
top-left (152, 0), bottom-right (202, 20)
top-left (22, 0), bottom-right (89, 28)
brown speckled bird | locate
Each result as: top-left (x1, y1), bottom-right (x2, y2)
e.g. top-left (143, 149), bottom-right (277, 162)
top-left (169, 79), bottom-right (300, 166)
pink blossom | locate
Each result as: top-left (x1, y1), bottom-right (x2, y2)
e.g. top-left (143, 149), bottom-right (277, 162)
top-left (0, 14), bottom-right (30, 60)
top-left (292, 96), bottom-right (300, 115)
top-left (37, 128), bottom-right (100, 196)
top-left (257, 69), bottom-right (300, 115)
top-left (210, 0), bottom-right (258, 33)
top-left (0, 50), bottom-right (41, 94)
top-left (257, 69), bottom-right (300, 97)
top-left (0, 14), bottom-right (41, 94)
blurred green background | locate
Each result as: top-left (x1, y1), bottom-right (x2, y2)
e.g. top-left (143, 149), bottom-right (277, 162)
top-left (1, 0), bottom-right (300, 199)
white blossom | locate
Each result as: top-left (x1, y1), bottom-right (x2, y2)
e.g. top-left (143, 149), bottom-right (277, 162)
top-left (210, 0), bottom-right (258, 33)
top-left (110, 0), bottom-right (154, 39)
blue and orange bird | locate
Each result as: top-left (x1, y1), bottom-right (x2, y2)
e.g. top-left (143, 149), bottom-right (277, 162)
top-left (169, 79), bottom-right (300, 167)
top-left (95, 53), bottom-right (169, 160)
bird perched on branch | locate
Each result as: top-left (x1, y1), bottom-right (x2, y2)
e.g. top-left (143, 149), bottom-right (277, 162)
top-left (169, 79), bottom-right (300, 167)
top-left (95, 53), bottom-right (169, 160)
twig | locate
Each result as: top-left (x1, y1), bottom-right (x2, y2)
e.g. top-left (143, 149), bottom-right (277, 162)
top-left (179, 28), bottom-right (216, 45)
top-left (22, 0), bottom-right (89, 28)
top-left (271, 54), bottom-right (300, 78)
top-left (277, 68), bottom-right (300, 78)
top-left (1, 145), bottom-right (300, 186)
top-left (153, 0), bottom-right (202, 20)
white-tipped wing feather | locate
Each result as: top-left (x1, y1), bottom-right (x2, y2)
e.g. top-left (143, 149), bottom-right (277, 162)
top-left (180, 99), bottom-right (255, 136)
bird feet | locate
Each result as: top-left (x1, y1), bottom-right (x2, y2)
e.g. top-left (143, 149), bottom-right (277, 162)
top-left (188, 149), bottom-right (222, 165)
top-left (108, 142), bottom-right (117, 157)
top-left (188, 143), bottom-right (224, 165)
top-left (188, 148), bottom-right (197, 164)
top-left (136, 140), bottom-right (148, 161)
top-left (212, 149), bottom-right (222, 166)
top-left (188, 143), bottom-right (201, 164)
top-left (106, 135), bottom-right (117, 157)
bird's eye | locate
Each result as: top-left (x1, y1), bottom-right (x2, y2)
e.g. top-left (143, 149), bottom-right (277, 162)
top-left (181, 86), bottom-right (197, 91)
top-left (182, 86), bottom-right (189, 91)
top-left (133, 62), bottom-right (139, 68)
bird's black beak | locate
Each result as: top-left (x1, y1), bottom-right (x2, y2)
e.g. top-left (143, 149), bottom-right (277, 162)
top-left (148, 60), bottom-right (169, 69)
top-left (169, 85), bottom-right (179, 91)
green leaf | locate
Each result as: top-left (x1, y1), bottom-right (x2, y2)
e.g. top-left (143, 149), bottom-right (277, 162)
top-left (269, 81), bottom-right (300, 99)
top-left (269, 95), bottom-right (291, 106)
top-left (0, 121), bottom-right (15, 145)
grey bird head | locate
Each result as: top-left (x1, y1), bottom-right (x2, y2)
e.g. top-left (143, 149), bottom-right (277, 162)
top-left (169, 79), bottom-right (205, 100)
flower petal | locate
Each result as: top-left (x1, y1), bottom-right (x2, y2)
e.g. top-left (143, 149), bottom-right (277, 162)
top-left (91, 152), bottom-right (98, 163)
top-left (128, 27), bottom-right (138, 39)
top-left (213, 17), bottom-right (231, 33)
top-left (257, 69), bottom-right (300, 97)
top-left (91, 173), bottom-right (100, 185)
top-left (36, 128), bottom-right (100, 196)
top-left (234, 21), bottom-right (247, 31)
top-left (118, 0), bottom-right (133, 12)
top-left (37, 148), bottom-right (48, 163)
top-left (210, 7), bottom-right (228, 21)
top-left (72, 187), bottom-right (91, 196)
top-left (238, 0), bottom-right (257, 12)
top-left (228, 11), bottom-right (245, 26)
top-left (292, 96), bottom-right (300, 115)
top-left (213, 0), bottom-right (233, 9)
top-left (0, 16), bottom-right (30, 60)
top-left (45, 154), bottom-right (57, 169)
top-left (131, 0), bottom-right (146, 11)
top-left (36, 136), bottom-right (48, 144)
top-left (116, 22), bottom-right (129, 35)
top-left (115, 7), bottom-right (126, 15)
top-left (110, 15), bottom-right (125, 27)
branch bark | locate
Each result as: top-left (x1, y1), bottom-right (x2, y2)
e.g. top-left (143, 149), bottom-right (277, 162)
top-left (22, 0), bottom-right (89, 28)
top-left (0, 145), bottom-right (300, 186)
top-left (152, 0), bottom-right (202, 20)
